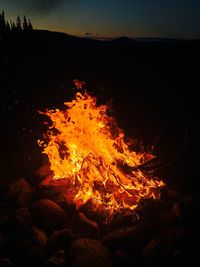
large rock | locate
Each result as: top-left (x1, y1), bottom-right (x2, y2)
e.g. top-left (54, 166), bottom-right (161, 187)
top-left (102, 224), bottom-right (153, 251)
top-left (113, 250), bottom-right (137, 267)
top-left (15, 207), bottom-right (33, 228)
top-left (156, 209), bottom-right (177, 229)
top-left (29, 227), bottom-right (48, 250)
top-left (66, 212), bottom-right (99, 239)
top-left (48, 229), bottom-right (74, 252)
top-left (30, 164), bottom-right (54, 186)
top-left (110, 211), bottom-right (138, 230)
top-left (43, 250), bottom-right (66, 267)
top-left (173, 195), bottom-right (195, 225)
top-left (141, 238), bottom-right (165, 266)
top-left (29, 199), bottom-right (68, 232)
top-left (142, 226), bottom-right (189, 265)
top-left (8, 178), bottom-right (33, 206)
top-left (0, 258), bottom-right (12, 267)
top-left (11, 239), bottom-right (42, 267)
top-left (69, 238), bottom-right (112, 267)
top-left (0, 202), bottom-right (11, 225)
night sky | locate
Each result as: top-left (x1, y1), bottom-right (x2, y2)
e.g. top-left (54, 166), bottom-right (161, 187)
top-left (1, 0), bottom-right (200, 39)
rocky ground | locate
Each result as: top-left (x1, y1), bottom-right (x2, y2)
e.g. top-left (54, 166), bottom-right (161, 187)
top-left (0, 164), bottom-right (197, 267)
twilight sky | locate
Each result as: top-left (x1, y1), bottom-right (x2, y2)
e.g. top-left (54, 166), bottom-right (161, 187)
top-left (0, 0), bottom-right (200, 38)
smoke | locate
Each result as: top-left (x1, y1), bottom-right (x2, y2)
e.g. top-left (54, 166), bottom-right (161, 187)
top-left (7, 0), bottom-right (65, 14)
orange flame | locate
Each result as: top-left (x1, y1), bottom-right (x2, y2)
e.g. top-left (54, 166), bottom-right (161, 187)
top-left (38, 82), bottom-right (164, 216)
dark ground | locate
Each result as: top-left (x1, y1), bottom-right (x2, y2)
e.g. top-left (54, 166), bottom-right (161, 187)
top-left (0, 30), bottom-right (199, 196)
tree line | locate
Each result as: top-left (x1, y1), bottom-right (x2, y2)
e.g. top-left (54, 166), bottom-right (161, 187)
top-left (0, 10), bottom-right (33, 37)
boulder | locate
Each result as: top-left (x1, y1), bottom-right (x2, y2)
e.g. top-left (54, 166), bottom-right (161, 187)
top-left (66, 212), bottom-right (99, 239)
top-left (102, 224), bottom-right (153, 251)
top-left (142, 226), bottom-right (189, 265)
top-left (29, 199), bottom-right (68, 232)
top-left (15, 207), bottom-right (32, 228)
top-left (173, 195), bottom-right (195, 225)
top-left (8, 178), bottom-right (33, 206)
top-left (0, 202), bottom-right (11, 225)
top-left (48, 229), bottom-right (74, 252)
top-left (29, 227), bottom-right (48, 250)
top-left (11, 239), bottom-right (42, 267)
top-left (69, 238), bottom-right (112, 267)
top-left (0, 258), bottom-right (12, 267)
top-left (43, 250), bottom-right (66, 267)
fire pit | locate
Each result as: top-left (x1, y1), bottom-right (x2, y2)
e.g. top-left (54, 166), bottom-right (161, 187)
top-left (0, 81), bottom-right (196, 267)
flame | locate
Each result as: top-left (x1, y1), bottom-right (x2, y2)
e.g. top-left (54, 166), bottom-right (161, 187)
top-left (38, 81), bottom-right (164, 216)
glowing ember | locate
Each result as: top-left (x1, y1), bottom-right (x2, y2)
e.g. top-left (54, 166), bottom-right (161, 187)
top-left (38, 81), bottom-right (164, 216)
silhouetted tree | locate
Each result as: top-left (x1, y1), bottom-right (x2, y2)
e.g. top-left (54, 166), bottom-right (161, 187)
top-left (23, 15), bottom-right (28, 31)
top-left (16, 15), bottom-right (22, 31)
top-left (10, 21), bottom-right (16, 30)
top-left (0, 10), bottom-right (33, 38)
top-left (6, 21), bottom-right (10, 31)
top-left (0, 10), bottom-right (6, 36)
top-left (28, 19), bottom-right (33, 31)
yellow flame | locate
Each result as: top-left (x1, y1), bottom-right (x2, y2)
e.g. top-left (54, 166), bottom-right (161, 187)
top-left (38, 83), bottom-right (164, 215)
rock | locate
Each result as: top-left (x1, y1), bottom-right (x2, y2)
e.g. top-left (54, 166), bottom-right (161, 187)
top-left (172, 249), bottom-right (185, 265)
top-left (29, 199), bottom-right (68, 232)
top-left (66, 212), bottom-right (99, 239)
top-left (15, 207), bottom-right (33, 228)
top-left (48, 229), bottom-right (74, 252)
top-left (11, 240), bottom-right (42, 267)
top-left (36, 164), bottom-right (53, 179)
top-left (0, 184), bottom-right (8, 201)
top-left (0, 258), bottom-right (12, 267)
top-left (159, 226), bottom-right (188, 248)
top-left (171, 248), bottom-right (197, 266)
top-left (8, 178), bottom-right (33, 206)
top-left (156, 209), bottom-right (177, 229)
top-left (43, 250), bottom-right (66, 267)
top-left (69, 238), bottom-right (112, 267)
top-left (80, 199), bottom-right (108, 224)
top-left (0, 234), bottom-right (5, 248)
top-left (102, 224), bottom-right (153, 251)
top-left (0, 202), bottom-right (11, 225)
top-left (173, 195), bottom-right (195, 225)
top-left (161, 187), bottom-right (181, 205)
top-left (137, 198), bottom-right (168, 226)
top-left (110, 211), bottom-right (138, 230)
top-left (141, 238), bottom-right (165, 266)
top-left (142, 238), bottom-right (163, 256)
top-left (113, 250), bottom-right (136, 267)
top-left (142, 226), bottom-right (189, 265)
top-left (29, 227), bottom-right (48, 250)
top-left (30, 164), bottom-right (53, 186)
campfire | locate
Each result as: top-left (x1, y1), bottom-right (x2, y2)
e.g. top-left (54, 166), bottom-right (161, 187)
top-left (38, 80), bottom-right (164, 217)
top-left (1, 81), bottom-right (195, 267)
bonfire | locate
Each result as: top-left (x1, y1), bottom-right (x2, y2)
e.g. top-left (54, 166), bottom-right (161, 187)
top-left (38, 80), bottom-right (164, 217)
